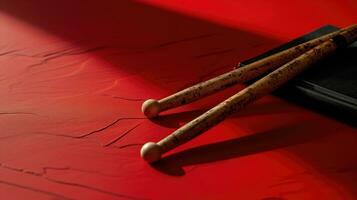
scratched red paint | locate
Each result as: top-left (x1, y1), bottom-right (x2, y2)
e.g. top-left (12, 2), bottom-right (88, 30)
top-left (0, 0), bottom-right (356, 199)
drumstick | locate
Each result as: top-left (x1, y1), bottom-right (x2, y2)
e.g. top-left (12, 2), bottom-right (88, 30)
top-left (142, 28), bottom-right (347, 118)
top-left (141, 24), bottom-right (357, 163)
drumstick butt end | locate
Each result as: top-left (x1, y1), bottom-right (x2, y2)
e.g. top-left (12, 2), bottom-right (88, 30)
top-left (141, 142), bottom-right (162, 163)
top-left (142, 99), bottom-right (160, 118)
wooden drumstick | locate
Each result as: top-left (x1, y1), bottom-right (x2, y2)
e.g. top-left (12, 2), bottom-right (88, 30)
top-left (142, 28), bottom-right (347, 118)
top-left (141, 24), bottom-right (357, 163)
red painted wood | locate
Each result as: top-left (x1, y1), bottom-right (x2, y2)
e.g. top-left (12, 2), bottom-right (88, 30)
top-left (0, 1), bottom-right (356, 199)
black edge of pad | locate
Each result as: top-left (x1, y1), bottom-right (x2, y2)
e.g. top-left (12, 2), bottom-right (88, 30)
top-left (241, 25), bottom-right (357, 126)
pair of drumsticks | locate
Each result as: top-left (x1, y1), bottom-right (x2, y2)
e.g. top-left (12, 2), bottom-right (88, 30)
top-left (140, 24), bottom-right (357, 163)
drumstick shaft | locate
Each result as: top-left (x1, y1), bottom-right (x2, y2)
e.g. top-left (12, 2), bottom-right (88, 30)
top-left (141, 24), bottom-right (357, 162)
top-left (159, 40), bottom-right (338, 152)
top-left (157, 29), bottom-right (343, 112)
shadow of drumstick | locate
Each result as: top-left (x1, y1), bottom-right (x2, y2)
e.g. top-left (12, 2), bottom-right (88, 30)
top-left (152, 121), bottom-right (331, 176)
top-left (150, 98), bottom-right (299, 129)
top-left (150, 109), bottom-right (207, 128)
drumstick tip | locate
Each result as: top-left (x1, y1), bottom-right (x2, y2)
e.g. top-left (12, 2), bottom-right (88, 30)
top-left (141, 142), bottom-right (162, 163)
top-left (142, 99), bottom-right (160, 118)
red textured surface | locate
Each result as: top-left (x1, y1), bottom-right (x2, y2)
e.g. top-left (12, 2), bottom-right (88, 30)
top-left (0, 0), bottom-right (356, 199)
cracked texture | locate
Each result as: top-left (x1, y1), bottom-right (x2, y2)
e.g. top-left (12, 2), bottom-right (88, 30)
top-left (0, 0), bottom-right (357, 200)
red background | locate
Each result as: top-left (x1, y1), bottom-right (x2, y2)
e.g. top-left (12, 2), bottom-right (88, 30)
top-left (0, 0), bottom-right (356, 199)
